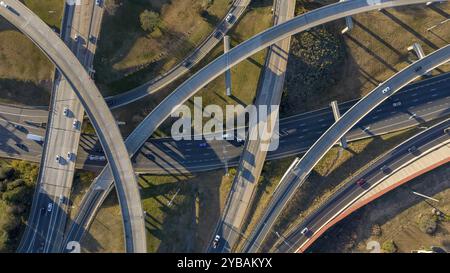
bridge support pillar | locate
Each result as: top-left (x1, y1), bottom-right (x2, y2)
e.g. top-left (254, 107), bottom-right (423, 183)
top-left (408, 43), bottom-right (431, 76)
top-left (340, 0), bottom-right (353, 34)
top-left (224, 35), bottom-right (232, 97)
top-left (330, 100), bottom-right (348, 149)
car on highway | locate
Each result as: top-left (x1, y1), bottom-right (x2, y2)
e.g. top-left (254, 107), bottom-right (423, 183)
top-left (414, 66), bottom-right (423, 73)
top-left (380, 165), bottom-right (391, 174)
top-left (63, 107), bottom-right (70, 117)
top-left (13, 124), bottom-right (28, 133)
top-left (67, 152), bottom-right (75, 161)
top-left (356, 178), bottom-right (366, 187)
top-left (183, 60), bottom-right (192, 67)
top-left (73, 119), bottom-right (79, 129)
top-left (392, 100), bottom-right (402, 107)
top-left (89, 35), bottom-right (97, 44)
top-left (300, 227), bottom-right (309, 236)
top-left (225, 13), bottom-right (235, 24)
top-left (381, 86), bottom-right (391, 94)
top-left (444, 127), bottom-right (450, 134)
top-left (199, 142), bottom-right (208, 148)
top-left (212, 235), bottom-right (220, 249)
top-left (214, 30), bottom-right (223, 39)
top-left (47, 203), bottom-right (53, 212)
top-left (88, 155), bottom-right (106, 161)
top-left (408, 146), bottom-right (418, 154)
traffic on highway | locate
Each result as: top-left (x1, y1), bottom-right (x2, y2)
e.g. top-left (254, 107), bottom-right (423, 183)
top-left (0, 0), bottom-right (449, 264)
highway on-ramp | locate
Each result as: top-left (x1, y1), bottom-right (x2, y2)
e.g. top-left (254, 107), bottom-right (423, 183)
top-left (18, 0), bottom-right (105, 253)
top-left (1, 73), bottom-right (450, 175)
top-left (243, 44), bottom-right (450, 253)
top-left (274, 118), bottom-right (450, 253)
top-left (207, 0), bottom-right (296, 253)
top-left (62, 0), bottom-right (446, 249)
top-left (105, 0), bottom-right (251, 109)
top-left (0, 0), bottom-right (145, 253)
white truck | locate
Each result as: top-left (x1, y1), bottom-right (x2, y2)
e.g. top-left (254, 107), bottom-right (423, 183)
top-left (27, 134), bottom-right (44, 143)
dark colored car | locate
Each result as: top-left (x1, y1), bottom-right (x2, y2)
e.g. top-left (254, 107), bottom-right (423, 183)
top-left (214, 30), bottom-right (223, 39)
top-left (356, 178), bottom-right (366, 187)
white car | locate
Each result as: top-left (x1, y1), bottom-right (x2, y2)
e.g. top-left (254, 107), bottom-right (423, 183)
top-left (222, 133), bottom-right (232, 139)
top-left (225, 13), bottom-right (234, 24)
top-left (88, 155), bottom-right (106, 161)
top-left (67, 152), bottom-right (75, 161)
top-left (47, 203), bottom-right (53, 212)
top-left (55, 155), bottom-right (61, 163)
top-left (301, 227), bottom-right (309, 236)
top-left (236, 136), bottom-right (244, 143)
top-left (212, 235), bottom-right (220, 249)
top-left (0, 1), bottom-right (8, 8)
top-left (381, 86), bottom-right (391, 94)
top-left (72, 119), bottom-right (79, 129)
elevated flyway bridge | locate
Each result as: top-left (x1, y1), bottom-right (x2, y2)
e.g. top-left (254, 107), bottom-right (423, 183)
top-left (0, 0), bottom-right (146, 252)
top-left (243, 44), bottom-right (450, 253)
top-left (104, 0), bottom-right (251, 109)
top-left (277, 118), bottom-right (450, 253)
top-left (63, 0), bottom-right (446, 249)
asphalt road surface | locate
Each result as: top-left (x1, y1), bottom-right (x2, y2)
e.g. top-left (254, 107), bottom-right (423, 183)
top-left (0, 0), bottom-right (146, 252)
top-left (243, 44), bottom-right (450, 253)
top-left (105, 0), bottom-right (251, 109)
top-left (207, 0), bottom-right (296, 253)
top-left (18, 0), bottom-right (105, 253)
top-left (274, 118), bottom-right (450, 253)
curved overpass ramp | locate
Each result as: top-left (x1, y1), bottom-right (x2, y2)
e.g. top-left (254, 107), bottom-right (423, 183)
top-left (105, 0), bottom-right (251, 109)
top-left (243, 44), bottom-right (450, 253)
top-left (277, 118), bottom-right (450, 253)
top-left (63, 0), bottom-right (444, 249)
top-left (0, 0), bottom-right (146, 252)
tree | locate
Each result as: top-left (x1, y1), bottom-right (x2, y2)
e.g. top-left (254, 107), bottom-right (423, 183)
top-left (382, 240), bottom-right (398, 253)
top-left (139, 10), bottom-right (161, 32)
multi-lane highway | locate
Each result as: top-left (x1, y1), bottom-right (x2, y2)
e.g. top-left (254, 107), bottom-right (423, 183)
top-left (104, 0), bottom-right (251, 109)
top-left (0, 0), bottom-right (445, 253)
top-left (274, 118), bottom-right (450, 253)
top-left (0, 0), bottom-right (146, 252)
top-left (207, 0), bottom-right (296, 253)
top-left (60, 0), bottom-right (446, 250)
top-left (2, 70), bottom-right (450, 175)
top-left (1, 72), bottom-right (450, 174)
top-left (18, 0), bottom-right (105, 253)
top-left (243, 44), bottom-right (450, 253)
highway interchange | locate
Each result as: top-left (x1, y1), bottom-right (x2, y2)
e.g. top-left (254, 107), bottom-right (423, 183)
top-left (275, 118), bottom-right (450, 253)
top-left (243, 44), bottom-right (450, 253)
top-left (18, 0), bottom-right (105, 253)
top-left (0, 0), bottom-right (448, 253)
